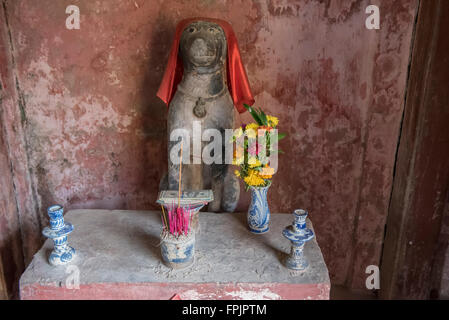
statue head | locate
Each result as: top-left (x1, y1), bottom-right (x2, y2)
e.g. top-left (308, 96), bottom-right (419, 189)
top-left (157, 18), bottom-right (254, 112)
top-left (179, 21), bottom-right (227, 73)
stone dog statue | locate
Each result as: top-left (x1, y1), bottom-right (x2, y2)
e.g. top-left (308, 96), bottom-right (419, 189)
top-left (157, 19), bottom-right (254, 213)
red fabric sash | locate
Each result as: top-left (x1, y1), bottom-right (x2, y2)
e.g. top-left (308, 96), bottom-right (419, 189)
top-left (156, 17), bottom-right (254, 113)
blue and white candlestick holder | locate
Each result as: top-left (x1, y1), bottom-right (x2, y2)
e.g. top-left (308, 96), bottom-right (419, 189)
top-left (282, 209), bottom-right (314, 271)
top-left (42, 205), bottom-right (76, 266)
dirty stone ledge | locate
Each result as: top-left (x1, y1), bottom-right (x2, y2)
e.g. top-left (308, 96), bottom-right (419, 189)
top-left (20, 210), bottom-right (330, 300)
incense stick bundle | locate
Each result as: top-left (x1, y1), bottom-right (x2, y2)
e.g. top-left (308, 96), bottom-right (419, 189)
top-left (161, 139), bottom-right (197, 237)
top-left (176, 140), bottom-right (182, 235)
top-left (164, 204), bottom-right (192, 236)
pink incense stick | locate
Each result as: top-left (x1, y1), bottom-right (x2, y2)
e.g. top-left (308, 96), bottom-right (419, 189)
top-left (169, 208), bottom-right (173, 234)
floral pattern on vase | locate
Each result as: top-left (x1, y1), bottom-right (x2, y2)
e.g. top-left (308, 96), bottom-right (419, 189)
top-left (247, 183), bottom-right (270, 234)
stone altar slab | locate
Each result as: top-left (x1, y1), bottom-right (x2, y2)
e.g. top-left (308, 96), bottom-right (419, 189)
top-left (20, 210), bottom-right (330, 300)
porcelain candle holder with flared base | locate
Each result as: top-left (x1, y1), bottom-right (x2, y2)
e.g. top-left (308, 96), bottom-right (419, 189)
top-left (282, 209), bottom-right (315, 271)
top-left (42, 205), bottom-right (76, 266)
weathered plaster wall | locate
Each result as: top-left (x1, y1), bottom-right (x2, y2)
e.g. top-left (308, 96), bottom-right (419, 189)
top-left (0, 0), bottom-right (418, 292)
top-left (1, 0), bottom-right (28, 298)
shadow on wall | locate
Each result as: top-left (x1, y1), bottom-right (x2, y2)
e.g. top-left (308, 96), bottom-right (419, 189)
top-left (0, 234), bottom-right (24, 299)
top-left (430, 197), bottom-right (449, 299)
top-left (60, 12), bottom-right (173, 212)
top-left (136, 13), bottom-right (172, 205)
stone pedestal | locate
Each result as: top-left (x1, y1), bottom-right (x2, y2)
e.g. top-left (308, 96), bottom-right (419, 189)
top-left (20, 210), bottom-right (330, 300)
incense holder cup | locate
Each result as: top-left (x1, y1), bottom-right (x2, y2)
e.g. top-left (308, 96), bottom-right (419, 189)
top-left (157, 190), bottom-right (214, 233)
top-left (42, 205), bottom-right (76, 266)
top-left (160, 202), bottom-right (205, 233)
top-left (247, 183), bottom-right (271, 234)
top-left (160, 231), bottom-right (195, 269)
top-left (282, 209), bottom-right (314, 271)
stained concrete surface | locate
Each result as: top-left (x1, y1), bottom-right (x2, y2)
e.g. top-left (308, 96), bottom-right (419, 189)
top-left (20, 210), bottom-right (329, 299)
top-left (21, 209), bottom-right (329, 284)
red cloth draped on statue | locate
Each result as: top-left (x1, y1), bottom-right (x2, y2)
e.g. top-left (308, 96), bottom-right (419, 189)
top-left (156, 17), bottom-right (254, 113)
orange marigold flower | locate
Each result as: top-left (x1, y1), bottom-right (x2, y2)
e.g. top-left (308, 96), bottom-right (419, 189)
top-left (260, 166), bottom-right (275, 176)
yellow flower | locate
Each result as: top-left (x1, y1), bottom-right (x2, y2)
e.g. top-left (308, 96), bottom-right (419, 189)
top-left (245, 123), bottom-right (258, 139)
top-left (245, 128), bottom-right (257, 139)
top-left (267, 115), bottom-right (279, 127)
top-left (234, 170), bottom-right (241, 177)
top-left (233, 156), bottom-right (244, 165)
top-left (246, 123), bottom-right (259, 131)
top-left (244, 170), bottom-right (265, 187)
top-left (248, 158), bottom-right (261, 168)
top-left (233, 127), bottom-right (243, 139)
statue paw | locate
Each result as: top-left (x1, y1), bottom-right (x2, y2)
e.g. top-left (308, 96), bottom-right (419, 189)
top-left (221, 171), bottom-right (240, 213)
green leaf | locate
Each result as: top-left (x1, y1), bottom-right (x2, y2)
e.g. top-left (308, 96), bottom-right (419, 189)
top-left (269, 149), bottom-right (284, 154)
top-left (258, 109), bottom-right (268, 126)
top-left (243, 103), bottom-right (263, 125)
top-left (277, 133), bottom-right (286, 141)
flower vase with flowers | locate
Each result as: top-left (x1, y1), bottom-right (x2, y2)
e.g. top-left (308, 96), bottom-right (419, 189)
top-left (231, 104), bottom-right (285, 233)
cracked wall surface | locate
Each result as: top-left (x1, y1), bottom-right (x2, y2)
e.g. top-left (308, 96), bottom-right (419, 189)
top-left (0, 0), bottom-right (418, 292)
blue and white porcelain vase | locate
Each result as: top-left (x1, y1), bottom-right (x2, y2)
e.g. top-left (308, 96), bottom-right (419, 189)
top-left (247, 182), bottom-right (271, 234)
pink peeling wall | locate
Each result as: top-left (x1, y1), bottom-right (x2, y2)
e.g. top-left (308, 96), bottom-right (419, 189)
top-left (0, 0), bottom-right (418, 293)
